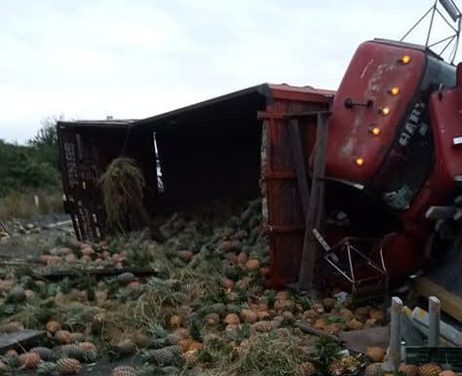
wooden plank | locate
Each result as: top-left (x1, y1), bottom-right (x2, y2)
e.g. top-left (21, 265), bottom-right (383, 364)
top-left (383, 297), bottom-right (403, 373)
top-left (401, 307), bottom-right (426, 346)
top-left (409, 305), bottom-right (462, 346)
top-left (412, 277), bottom-right (462, 323)
top-left (295, 321), bottom-right (342, 343)
top-left (339, 326), bottom-right (389, 353)
top-left (428, 296), bottom-right (441, 347)
top-left (37, 267), bottom-right (158, 280)
top-left (0, 330), bottom-right (46, 353)
top-left (287, 118), bottom-right (310, 215)
top-left (297, 113), bottom-right (329, 291)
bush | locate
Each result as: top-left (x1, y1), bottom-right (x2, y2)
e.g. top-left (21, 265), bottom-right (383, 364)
top-left (0, 118), bottom-right (60, 197)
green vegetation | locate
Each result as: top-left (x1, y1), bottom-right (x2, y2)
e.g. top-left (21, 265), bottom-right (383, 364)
top-left (0, 118), bottom-right (62, 219)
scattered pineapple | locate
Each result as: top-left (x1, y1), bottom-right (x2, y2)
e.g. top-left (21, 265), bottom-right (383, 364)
top-left (30, 346), bottom-right (55, 361)
top-left (364, 363), bottom-right (384, 376)
top-left (297, 361), bottom-right (316, 376)
top-left (142, 345), bottom-right (182, 366)
top-left (399, 364), bottom-right (419, 376)
top-left (112, 365), bottom-right (137, 376)
top-left (328, 356), bottom-right (361, 376)
top-left (418, 364), bottom-right (442, 376)
top-left (37, 361), bottom-right (58, 375)
top-left (116, 339), bottom-right (137, 355)
top-left (366, 347), bottom-right (386, 362)
top-left (56, 358), bottom-right (81, 374)
top-left (19, 352), bottom-right (41, 369)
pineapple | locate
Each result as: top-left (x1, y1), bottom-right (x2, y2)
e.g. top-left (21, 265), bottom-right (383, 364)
top-left (30, 346), bottom-right (54, 361)
top-left (55, 344), bottom-right (94, 362)
top-left (366, 347), bottom-right (386, 362)
top-left (8, 285), bottom-right (26, 302)
top-left (224, 313), bottom-right (240, 325)
top-left (56, 358), bottom-right (81, 374)
top-left (19, 352), bottom-right (41, 369)
top-left (37, 362), bottom-right (57, 375)
top-left (399, 364), bottom-right (418, 376)
top-left (245, 259), bottom-right (260, 271)
top-left (55, 330), bottom-right (72, 344)
top-left (418, 364), bottom-right (442, 376)
top-left (297, 361), bottom-right (316, 376)
top-left (329, 356), bottom-right (360, 376)
top-left (169, 314), bottom-right (183, 329)
top-left (117, 339), bottom-right (137, 355)
top-left (142, 345), bottom-right (182, 366)
top-left (347, 318), bottom-right (364, 331)
top-left (131, 330), bottom-right (150, 348)
top-left (364, 363), bottom-right (384, 376)
top-left (251, 320), bottom-right (280, 332)
top-left (2, 321), bottom-right (24, 333)
top-left (322, 298), bottom-right (337, 312)
top-left (339, 308), bottom-right (353, 320)
top-left (240, 309), bottom-right (258, 324)
top-left (204, 313), bottom-right (220, 326)
top-left (69, 332), bottom-right (85, 343)
top-left (439, 371), bottom-right (456, 376)
top-left (147, 337), bottom-right (168, 349)
top-left (112, 365), bottom-right (137, 376)
top-left (79, 341), bottom-right (97, 354)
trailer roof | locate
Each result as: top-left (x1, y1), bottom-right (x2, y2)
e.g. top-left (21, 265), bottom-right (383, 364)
top-left (129, 83), bottom-right (333, 131)
top-left (57, 83), bottom-right (334, 132)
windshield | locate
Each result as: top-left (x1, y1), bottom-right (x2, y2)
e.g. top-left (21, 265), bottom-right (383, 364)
top-left (369, 54), bottom-right (455, 210)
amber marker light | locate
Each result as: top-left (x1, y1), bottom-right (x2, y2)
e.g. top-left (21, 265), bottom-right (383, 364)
top-left (379, 107), bottom-right (390, 116)
top-left (399, 55), bottom-right (411, 64)
top-left (355, 158), bottom-right (365, 166)
top-left (389, 87), bottom-right (400, 96)
top-left (370, 126), bottom-right (381, 136)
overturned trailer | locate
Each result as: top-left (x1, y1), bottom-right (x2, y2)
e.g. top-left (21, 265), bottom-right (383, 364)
top-left (58, 84), bottom-right (335, 289)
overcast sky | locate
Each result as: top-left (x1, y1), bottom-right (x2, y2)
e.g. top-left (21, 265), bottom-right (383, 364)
top-left (0, 0), bottom-right (459, 143)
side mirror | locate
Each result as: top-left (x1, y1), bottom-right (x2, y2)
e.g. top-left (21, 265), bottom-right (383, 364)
top-left (457, 63), bottom-right (462, 87)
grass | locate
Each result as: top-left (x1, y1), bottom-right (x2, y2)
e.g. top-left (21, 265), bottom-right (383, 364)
top-left (0, 189), bottom-right (63, 220)
top-left (185, 331), bottom-right (316, 376)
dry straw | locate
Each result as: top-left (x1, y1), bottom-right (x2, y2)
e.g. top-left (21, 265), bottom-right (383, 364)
top-left (99, 157), bottom-right (146, 232)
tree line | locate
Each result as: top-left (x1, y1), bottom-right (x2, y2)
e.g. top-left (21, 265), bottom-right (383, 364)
top-left (0, 118), bottom-right (60, 197)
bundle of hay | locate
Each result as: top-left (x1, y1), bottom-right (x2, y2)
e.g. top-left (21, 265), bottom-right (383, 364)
top-left (99, 157), bottom-right (147, 232)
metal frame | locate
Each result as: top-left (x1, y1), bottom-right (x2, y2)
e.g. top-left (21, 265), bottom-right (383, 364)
top-left (314, 231), bottom-right (389, 295)
top-left (401, 0), bottom-right (461, 63)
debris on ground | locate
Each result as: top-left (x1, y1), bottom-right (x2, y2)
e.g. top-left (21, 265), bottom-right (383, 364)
top-left (0, 199), bottom-right (429, 375)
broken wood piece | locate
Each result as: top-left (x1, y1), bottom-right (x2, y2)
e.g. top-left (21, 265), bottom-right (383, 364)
top-left (412, 277), bottom-right (462, 322)
top-left (338, 326), bottom-right (389, 353)
top-left (36, 267), bottom-right (158, 280)
top-left (295, 321), bottom-right (342, 343)
top-left (401, 306), bottom-right (425, 346)
top-left (0, 330), bottom-right (46, 353)
top-left (408, 306), bottom-right (462, 346)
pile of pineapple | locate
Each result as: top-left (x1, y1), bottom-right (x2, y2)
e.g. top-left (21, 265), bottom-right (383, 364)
top-left (0, 199), bottom-right (455, 375)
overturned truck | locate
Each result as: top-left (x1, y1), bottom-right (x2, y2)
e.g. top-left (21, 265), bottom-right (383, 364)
top-left (58, 39), bottom-right (462, 298)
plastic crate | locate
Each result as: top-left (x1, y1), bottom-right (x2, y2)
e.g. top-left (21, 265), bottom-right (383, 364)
top-left (405, 347), bottom-right (462, 371)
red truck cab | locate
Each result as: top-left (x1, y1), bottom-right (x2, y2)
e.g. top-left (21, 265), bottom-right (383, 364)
top-left (325, 39), bottom-right (459, 280)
